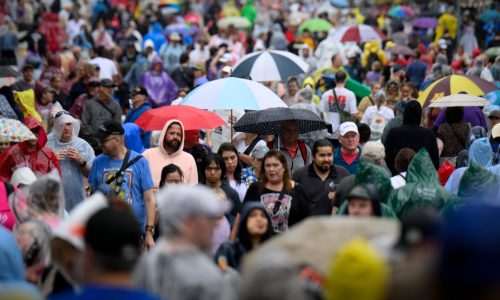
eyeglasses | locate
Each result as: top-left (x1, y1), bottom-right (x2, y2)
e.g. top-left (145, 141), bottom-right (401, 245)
top-left (97, 136), bottom-right (116, 145)
top-left (55, 110), bottom-right (71, 119)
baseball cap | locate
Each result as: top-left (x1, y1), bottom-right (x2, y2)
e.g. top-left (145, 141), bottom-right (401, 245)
top-left (84, 201), bottom-right (141, 262)
top-left (100, 78), bottom-right (115, 88)
top-left (144, 39), bottom-right (154, 50)
top-left (437, 39), bottom-right (447, 49)
top-left (22, 64), bottom-right (35, 71)
top-left (346, 185), bottom-right (371, 200)
top-left (169, 32), bottom-right (182, 42)
top-left (88, 76), bottom-right (100, 86)
top-left (339, 122), bottom-right (359, 136)
top-left (96, 120), bottom-right (124, 140)
top-left (221, 66), bottom-right (232, 74)
top-left (219, 53), bottom-right (233, 63)
top-left (131, 85), bottom-right (148, 97)
top-left (488, 110), bottom-right (500, 119)
top-left (42, 86), bottom-right (56, 94)
top-left (492, 124), bottom-right (500, 139)
top-left (192, 63), bottom-right (206, 73)
top-left (251, 145), bottom-right (269, 160)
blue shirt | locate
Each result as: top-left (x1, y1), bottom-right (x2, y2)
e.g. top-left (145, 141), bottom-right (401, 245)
top-left (406, 60), bottom-right (428, 89)
top-left (50, 284), bottom-right (161, 300)
top-left (334, 147), bottom-right (362, 175)
top-left (124, 103), bottom-right (152, 148)
top-left (88, 151), bottom-right (154, 230)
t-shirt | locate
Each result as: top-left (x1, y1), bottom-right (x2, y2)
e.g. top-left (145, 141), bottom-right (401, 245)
top-left (49, 284), bottom-right (161, 300)
top-left (320, 87), bottom-right (357, 138)
top-left (235, 139), bottom-right (267, 154)
top-left (341, 150), bottom-right (359, 165)
top-left (90, 57), bottom-right (118, 80)
top-left (228, 179), bottom-right (247, 203)
top-left (88, 151), bottom-right (154, 230)
top-left (243, 183), bottom-right (309, 233)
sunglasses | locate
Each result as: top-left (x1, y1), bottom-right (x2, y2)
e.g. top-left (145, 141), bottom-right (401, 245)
top-left (55, 110), bottom-right (71, 119)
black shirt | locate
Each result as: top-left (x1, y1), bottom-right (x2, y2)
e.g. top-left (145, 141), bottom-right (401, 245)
top-left (243, 182), bottom-right (310, 233)
top-left (293, 164), bottom-right (350, 215)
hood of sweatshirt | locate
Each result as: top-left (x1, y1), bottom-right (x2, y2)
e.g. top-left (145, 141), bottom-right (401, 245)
top-left (403, 100), bottom-right (422, 126)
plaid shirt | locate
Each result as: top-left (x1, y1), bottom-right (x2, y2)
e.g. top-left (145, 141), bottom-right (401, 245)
top-left (242, 167), bottom-right (258, 188)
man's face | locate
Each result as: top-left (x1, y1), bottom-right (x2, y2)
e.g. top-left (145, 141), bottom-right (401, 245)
top-left (41, 92), bottom-right (54, 105)
top-left (221, 150), bottom-right (238, 173)
top-left (281, 122), bottom-right (299, 144)
top-left (185, 215), bottom-right (216, 250)
top-left (339, 131), bottom-right (360, 152)
top-left (348, 198), bottom-right (373, 217)
top-left (287, 81), bottom-right (298, 95)
top-left (132, 93), bottom-right (146, 105)
top-left (99, 86), bottom-right (112, 99)
top-left (61, 123), bottom-right (73, 141)
top-left (490, 116), bottom-right (500, 127)
top-left (302, 48), bottom-right (310, 58)
top-left (401, 86), bottom-right (412, 99)
top-left (153, 63), bottom-right (162, 73)
top-left (23, 69), bottom-right (34, 82)
top-left (205, 161), bottom-right (222, 185)
top-left (313, 146), bottom-right (333, 172)
top-left (51, 76), bottom-right (62, 90)
top-left (163, 124), bottom-right (182, 151)
top-left (193, 69), bottom-right (203, 78)
top-left (99, 136), bottom-right (118, 155)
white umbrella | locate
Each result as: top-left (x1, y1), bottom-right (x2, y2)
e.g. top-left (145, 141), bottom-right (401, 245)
top-left (232, 50), bottom-right (309, 82)
top-left (180, 77), bottom-right (287, 110)
top-left (330, 25), bottom-right (386, 43)
top-left (429, 94), bottom-right (489, 108)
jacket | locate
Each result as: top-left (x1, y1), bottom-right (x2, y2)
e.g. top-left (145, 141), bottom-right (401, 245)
top-left (292, 163), bottom-right (350, 215)
top-left (389, 149), bottom-right (454, 219)
top-left (334, 146), bottom-right (362, 175)
top-left (271, 138), bottom-right (312, 174)
top-left (80, 95), bottom-right (123, 145)
top-left (139, 56), bottom-right (178, 107)
top-left (124, 103), bottom-right (152, 148)
top-left (0, 116), bottom-right (61, 181)
top-left (143, 119), bottom-right (198, 188)
top-left (214, 202), bottom-right (273, 270)
top-left (384, 101), bottom-right (439, 175)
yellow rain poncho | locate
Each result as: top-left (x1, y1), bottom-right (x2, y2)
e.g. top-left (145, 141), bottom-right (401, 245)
top-left (14, 89), bottom-right (41, 122)
top-left (302, 76), bottom-right (321, 106)
top-left (435, 13), bottom-right (457, 42)
top-left (324, 238), bottom-right (389, 300)
top-left (362, 41), bottom-right (387, 67)
top-left (222, 0), bottom-right (240, 17)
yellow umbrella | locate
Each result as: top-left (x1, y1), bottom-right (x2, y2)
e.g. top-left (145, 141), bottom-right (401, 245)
top-left (418, 75), bottom-right (499, 107)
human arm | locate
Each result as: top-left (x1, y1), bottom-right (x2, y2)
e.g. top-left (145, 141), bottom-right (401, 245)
top-left (66, 147), bottom-right (91, 176)
top-left (143, 188), bottom-right (156, 250)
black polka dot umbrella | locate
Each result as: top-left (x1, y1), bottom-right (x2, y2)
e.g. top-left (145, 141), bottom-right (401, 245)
top-left (234, 107), bottom-right (330, 135)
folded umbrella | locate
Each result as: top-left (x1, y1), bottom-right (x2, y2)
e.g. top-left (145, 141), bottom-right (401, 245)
top-left (134, 105), bottom-right (226, 131)
top-left (234, 107), bottom-right (329, 135)
top-left (232, 50), bottom-right (309, 82)
top-left (0, 117), bottom-right (37, 142)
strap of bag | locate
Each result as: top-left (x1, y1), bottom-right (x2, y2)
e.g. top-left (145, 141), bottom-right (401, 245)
top-left (106, 151), bottom-right (143, 184)
top-left (95, 100), bottom-right (116, 119)
top-left (298, 140), bottom-right (308, 164)
top-left (272, 187), bottom-right (287, 216)
top-left (243, 137), bottom-right (262, 155)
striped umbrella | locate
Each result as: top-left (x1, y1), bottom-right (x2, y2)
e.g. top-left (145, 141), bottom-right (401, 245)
top-left (418, 75), bottom-right (499, 107)
top-left (330, 25), bottom-right (386, 43)
top-left (180, 77), bottom-right (287, 110)
top-left (232, 50), bottom-right (309, 82)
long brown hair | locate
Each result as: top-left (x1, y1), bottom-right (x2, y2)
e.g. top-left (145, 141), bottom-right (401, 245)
top-left (258, 150), bottom-right (293, 193)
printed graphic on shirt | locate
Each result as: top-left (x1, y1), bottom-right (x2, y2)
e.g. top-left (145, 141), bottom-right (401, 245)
top-left (101, 169), bottom-right (134, 204)
top-left (327, 93), bottom-right (346, 113)
top-left (260, 192), bottom-right (292, 233)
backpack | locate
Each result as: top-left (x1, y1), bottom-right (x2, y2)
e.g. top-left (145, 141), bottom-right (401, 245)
top-left (366, 51), bottom-right (380, 70)
top-left (268, 140), bottom-right (308, 164)
top-left (369, 109), bottom-right (386, 141)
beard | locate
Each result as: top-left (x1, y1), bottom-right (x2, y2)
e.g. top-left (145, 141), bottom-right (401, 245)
top-left (165, 139), bottom-right (181, 151)
top-left (314, 161), bottom-right (331, 173)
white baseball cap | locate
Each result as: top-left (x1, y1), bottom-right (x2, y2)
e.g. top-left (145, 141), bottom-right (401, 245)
top-left (339, 122), bottom-right (359, 136)
top-left (219, 53), bottom-right (233, 63)
top-left (437, 39), bottom-right (447, 49)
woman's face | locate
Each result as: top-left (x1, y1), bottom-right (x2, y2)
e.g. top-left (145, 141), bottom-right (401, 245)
top-left (221, 150), bottom-right (238, 174)
top-left (163, 171), bottom-right (183, 185)
top-left (347, 198), bottom-right (373, 217)
top-left (264, 156), bottom-right (285, 184)
top-left (246, 209), bottom-right (269, 237)
top-left (371, 83), bottom-right (382, 95)
top-left (401, 86), bottom-right (412, 99)
top-left (0, 140), bottom-right (10, 153)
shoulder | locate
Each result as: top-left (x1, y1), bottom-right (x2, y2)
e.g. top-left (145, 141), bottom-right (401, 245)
top-left (334, 164), bottom-right (350, 178)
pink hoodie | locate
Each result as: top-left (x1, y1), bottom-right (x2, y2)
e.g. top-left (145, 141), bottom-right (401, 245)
top-left (143, 119), bottom-right (198, 188)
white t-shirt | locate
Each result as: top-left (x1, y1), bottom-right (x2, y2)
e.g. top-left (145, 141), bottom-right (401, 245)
top-left (236, 138), bottom-right (267, 154)
top-left (320, 87), bottom-right (357, 138)
top-left (391, 172), bottom-right (407, 189)
top-left (229, 180), bottom-right (248, 203)
top-left (90, 57), bottom-right (118, 80)
top-left (361, 105), bottom-right (395, 125)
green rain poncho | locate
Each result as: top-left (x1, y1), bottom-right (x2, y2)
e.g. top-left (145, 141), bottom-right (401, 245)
top-left (389, 149), bottom-right (454, 219)
top-left (241, 0), bottom-right (256, 24)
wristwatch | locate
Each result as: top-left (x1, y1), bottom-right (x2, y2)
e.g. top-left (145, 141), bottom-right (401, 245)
top-left (80, 160), bottom-right (87, 167)
top-left (145, 225), bottom-right (155, 235)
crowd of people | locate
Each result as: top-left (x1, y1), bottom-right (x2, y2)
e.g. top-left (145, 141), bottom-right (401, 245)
top-left (0, 0), bottom-right (500, 299)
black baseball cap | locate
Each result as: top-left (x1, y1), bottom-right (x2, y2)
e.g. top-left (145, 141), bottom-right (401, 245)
top-left (100, 78), bottom-right (115, 88)
top-left (22, 64), bottom-right (35, 71)
top-left (84, 203), bottom-right (141, 263)
top-left (131, 85), bottom-right (148, 97)
top-left (96, 120), bottom-right (124, 140)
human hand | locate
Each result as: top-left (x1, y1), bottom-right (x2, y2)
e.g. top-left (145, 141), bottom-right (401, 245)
top-left (55, 150), bottom-right (66, 161)
top-left (66, 147), bottom-right (84, 165)
top-left (145, 233), bottom-right (155, 250)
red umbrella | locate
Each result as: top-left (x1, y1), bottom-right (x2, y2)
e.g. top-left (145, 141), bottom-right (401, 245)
top-left (331, 25), bottom-right (386, 43)
top-left (134, 105), bottom-right (226, 131)
top-left (184, 13), bottom-right (202, 25)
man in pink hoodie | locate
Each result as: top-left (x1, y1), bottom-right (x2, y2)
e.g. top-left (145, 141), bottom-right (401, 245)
top-left (143, 120), bottom-right (198, 188)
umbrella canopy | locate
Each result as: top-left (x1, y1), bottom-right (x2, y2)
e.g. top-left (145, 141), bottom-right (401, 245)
top-left (184, 13), bottom-right (201, 25)
top-left (386, 44), bottom-right (416, 57)
top-left (298, 18), bottom-right (334, 33)
top-left (134, 105), bottom-right (226, 131)
top-left (412, 17), bottom-right (439, 29)
top-left (243, 217), bottom-right (399, 273)
top-left (484, 47), bottom-right (500, 57)
top-left (234, 107), bottom-right (329, 135)
top-left (330, 25), bottom-right (386, 43)
top-left (217, 17), bottom-right (252, 29)
top-left (180, 77), bottom-right (287, 110)
top-left (232, 50), bottom-right (309, 82)
top-left (479, 9), bottom-right (500, 23)
top-left (0, 66), bottom-right (19, 78)
top-left (388, 5), bottom-right (415, 18)
top-left (164, 23), bottom-right (191, 36)
top-left (330, 0), bottom-right (349, 8)
top-left (418, 75), bottom-right (499, 107)
top-left (429, 94), bottom-right (489, 108)
top-left (0, 118), bottom-right (37, 142)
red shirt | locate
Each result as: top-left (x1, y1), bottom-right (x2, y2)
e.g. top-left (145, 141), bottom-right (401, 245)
top-left (341, 150), bottom-right (359, 165)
